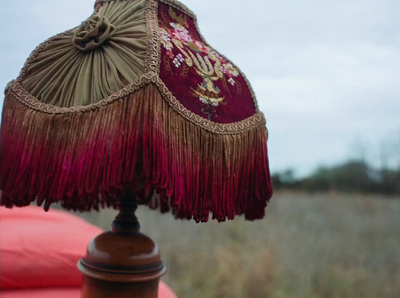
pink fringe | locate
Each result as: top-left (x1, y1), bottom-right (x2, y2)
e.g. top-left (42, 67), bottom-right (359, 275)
top-left (0, 84), bottom-right (272, 222)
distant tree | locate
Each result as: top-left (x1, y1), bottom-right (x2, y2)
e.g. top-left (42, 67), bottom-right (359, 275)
top-left (378, 134), bottom-right (400, 195)
top-left (301, 166), bottom-right (331, 192)
top-left (333, 160), bottom-right (381, 192)
top-left (271, 169), bottom-right (300, 190)
top-left (302, 160), bottom-right (381, 193)
top-left (379, 167), bottom-right (400, 195)
top-left (272, 158), bottom-right (400, 196)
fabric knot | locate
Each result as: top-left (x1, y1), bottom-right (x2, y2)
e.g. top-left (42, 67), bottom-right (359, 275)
top-left (73, 15), bottom-right (116, 51)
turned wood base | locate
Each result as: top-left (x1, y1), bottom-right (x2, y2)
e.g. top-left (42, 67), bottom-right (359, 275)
top-left (81, 277), bottom-right (160, 298)
top-left (78, 190), bottom-right (166, 298)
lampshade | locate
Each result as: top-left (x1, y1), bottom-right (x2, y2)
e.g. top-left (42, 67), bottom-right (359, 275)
top-left (0, 0), bottom-right (272, 222)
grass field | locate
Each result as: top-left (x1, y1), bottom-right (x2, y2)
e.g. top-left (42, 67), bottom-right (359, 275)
top-left (79, 191), bottom-right (400, 298)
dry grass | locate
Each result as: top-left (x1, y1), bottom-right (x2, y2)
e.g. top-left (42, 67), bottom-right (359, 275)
top-left (76, 191), bottom-right (400, 298)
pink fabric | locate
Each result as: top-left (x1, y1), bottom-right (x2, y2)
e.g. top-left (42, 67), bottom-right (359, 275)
top-left (0, 288), bottom-right (81, 298)
top-left (0, 206), bottom-right (177, 297)
top-left (0, 282), bottom-right (176, 298)
top-left (0, 206), bottom-right (103, 289)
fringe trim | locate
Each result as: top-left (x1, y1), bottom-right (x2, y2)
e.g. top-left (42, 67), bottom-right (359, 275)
top-left (0, 84), bottom-right (272, 222)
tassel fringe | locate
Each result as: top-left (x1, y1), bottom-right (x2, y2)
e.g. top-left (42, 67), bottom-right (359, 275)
top-left (0, 83), bottom-right (272, 222)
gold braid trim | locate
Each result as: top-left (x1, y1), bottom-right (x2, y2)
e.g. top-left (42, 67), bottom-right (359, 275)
top-left (94, 0), bottom-right (134, 10)
top-left (6, 77), bottom-right (266, 135)
top-left (94, 0), bottom-right (196, 18)
top-left (158, 0), bottom-right (196, 19)
top-left (16, 30), bottom-right (76, 82)
top-left (145, 0), bottom-right (160, 73)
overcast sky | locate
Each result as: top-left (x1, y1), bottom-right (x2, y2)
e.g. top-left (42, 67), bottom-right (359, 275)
top-left (1, 0), bottom-right (399, 176)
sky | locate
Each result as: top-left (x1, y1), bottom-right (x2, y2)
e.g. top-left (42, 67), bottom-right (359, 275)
top-left (0, 0), bottom-right (399, 176)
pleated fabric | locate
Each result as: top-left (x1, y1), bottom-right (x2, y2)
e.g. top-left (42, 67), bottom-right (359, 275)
top-left (21, 0), bottom-right (147, 107)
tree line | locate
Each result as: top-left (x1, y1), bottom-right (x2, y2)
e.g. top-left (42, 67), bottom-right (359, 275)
top-left (272, 160), bottom-right (400, 196)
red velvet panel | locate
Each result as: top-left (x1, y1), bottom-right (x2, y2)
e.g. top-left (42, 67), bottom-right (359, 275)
top-left (158, 3), bottom-right (257, 123)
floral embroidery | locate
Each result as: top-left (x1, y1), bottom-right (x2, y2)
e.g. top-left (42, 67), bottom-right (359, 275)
top-left (159, 8), bottom-right (240, 120)
top-left (160, 28), bottom-right (173, 50)
top-left (223, 63), bottom-right (239, 77)
top-left (172, 53), bottom-right (184, 67)
top-left (170, 22), bottom-right (193, 43)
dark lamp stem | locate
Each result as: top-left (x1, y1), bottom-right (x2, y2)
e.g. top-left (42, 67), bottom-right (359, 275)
top-left (112, 190), bottom-right (141, 232)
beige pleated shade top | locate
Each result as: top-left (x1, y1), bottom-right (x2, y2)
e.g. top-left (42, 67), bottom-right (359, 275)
top-left (21, 0), bottom-right (148, 107)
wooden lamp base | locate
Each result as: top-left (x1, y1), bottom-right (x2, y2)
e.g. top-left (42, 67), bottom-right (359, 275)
top-left (78, 191), bottom-right (166, 298)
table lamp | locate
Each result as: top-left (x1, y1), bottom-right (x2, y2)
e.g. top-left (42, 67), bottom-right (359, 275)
top-left (0, 0), bottom-right (273, 297)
